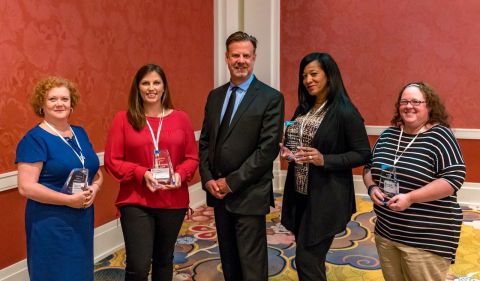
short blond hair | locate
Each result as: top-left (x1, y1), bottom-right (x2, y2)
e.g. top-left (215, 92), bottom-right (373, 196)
top-left (31, 76), bottom-right (79, 117)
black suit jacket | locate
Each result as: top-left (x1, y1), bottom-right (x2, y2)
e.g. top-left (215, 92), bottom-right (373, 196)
top-left (199, 77), bottom-right (285, 215)
top-left (281, 105), bottom-right (371, 246)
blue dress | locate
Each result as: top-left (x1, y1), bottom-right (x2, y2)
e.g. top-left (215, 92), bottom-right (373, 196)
top-left (15, 125), bottom-right (99, 281)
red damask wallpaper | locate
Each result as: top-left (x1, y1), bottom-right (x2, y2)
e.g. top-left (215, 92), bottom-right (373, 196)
top-left (0, 0), bottom-right (213, 269)
top-left (0, 0), bottom-right (213, 173)
top-left (280, 0), bottom-right (480, 182)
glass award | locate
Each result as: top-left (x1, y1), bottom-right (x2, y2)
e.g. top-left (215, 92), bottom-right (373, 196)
top-left (151, 149), bottom-right (174, 185)
top-left (62, 168), bottom-right (89, 194)
top-left (284, 120), bottom-right (301, 160)
top-left (379, 164), bottom-right (399, 198)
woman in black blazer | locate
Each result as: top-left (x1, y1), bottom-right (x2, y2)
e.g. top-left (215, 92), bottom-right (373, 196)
top-left (280, 52), bottom-right (371, 281)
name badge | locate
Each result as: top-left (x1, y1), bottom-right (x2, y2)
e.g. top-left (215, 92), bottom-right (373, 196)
top-left (383, 178), bottom-right (400, 197)
top-left (379, 164), bottom-right (400, 198)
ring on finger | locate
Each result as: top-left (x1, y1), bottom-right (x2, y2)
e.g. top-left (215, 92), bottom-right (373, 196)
top-left (308, 155), bottom-right (313, 160)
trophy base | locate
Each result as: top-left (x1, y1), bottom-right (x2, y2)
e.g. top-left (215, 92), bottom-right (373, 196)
top-left (151, 168), bottom-right (173, 185)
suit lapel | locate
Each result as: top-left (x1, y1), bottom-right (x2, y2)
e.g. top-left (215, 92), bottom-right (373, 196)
top-left (212, 84), bottom-right (229, 150)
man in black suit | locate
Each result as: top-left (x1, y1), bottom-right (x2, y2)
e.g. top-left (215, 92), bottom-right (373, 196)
top-left (199, 31), bottom-right (284, 281)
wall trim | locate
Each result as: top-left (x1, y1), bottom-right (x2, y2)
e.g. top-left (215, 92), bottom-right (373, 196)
top-left (276, 170), bottom-right (480, 208)
top-left (0, 130), bottom-right (202, 193)
top-left (366, 125), bottom-right (480, 139)
top-left (0, 171), bottom-right (17, 192)
top-left (1, 152), bottom-right (105, 193)
top-left (0, 219), bottom-right (126, 281)
top-left (3, 127), bottom-right (479, 193)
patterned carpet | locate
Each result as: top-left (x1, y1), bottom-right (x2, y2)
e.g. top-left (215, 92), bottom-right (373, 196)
top-left (94, 194), bottom-right (480, 281)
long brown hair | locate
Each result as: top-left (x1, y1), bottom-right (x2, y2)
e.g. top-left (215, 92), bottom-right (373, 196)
top-left (391, 81), bottom-right (450, 127)
top-left (127, 64), bottom-right (173, 131)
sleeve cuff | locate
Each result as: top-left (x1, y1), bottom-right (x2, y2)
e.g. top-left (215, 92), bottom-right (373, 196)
top-left (134, 166), bottom-right (149, 185)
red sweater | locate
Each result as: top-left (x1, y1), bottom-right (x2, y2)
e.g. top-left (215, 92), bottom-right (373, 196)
top-left (104, 110), bottom-right (199, 209)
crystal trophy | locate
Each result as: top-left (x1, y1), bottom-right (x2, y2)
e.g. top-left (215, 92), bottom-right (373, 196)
top-left (62, 168), bottom-right (89, 194)
top-left (151, 149), bottom-right (174, 185)
top-left (284, 120), bottom-right (300, 160)
top-left (379, 164), bottom-right (399, 198)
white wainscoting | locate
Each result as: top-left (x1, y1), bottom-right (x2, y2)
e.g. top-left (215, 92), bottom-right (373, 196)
top-left (275, 170), bottom-right (480, 208)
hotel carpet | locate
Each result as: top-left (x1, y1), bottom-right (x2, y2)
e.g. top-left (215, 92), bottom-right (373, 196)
top-left (94, 194), bottom-right (480, 281)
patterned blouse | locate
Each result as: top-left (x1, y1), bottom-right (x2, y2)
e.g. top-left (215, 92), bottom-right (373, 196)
top-left (285, 104), bottom-right (327, 194)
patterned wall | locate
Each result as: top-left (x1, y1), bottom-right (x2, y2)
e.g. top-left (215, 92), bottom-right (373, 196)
top-left (0, 0), bottom-right (213, 173)
top-left (0, 0), bottom-right (213, 269)
top-left (280, 0), bottom-right (480, 182)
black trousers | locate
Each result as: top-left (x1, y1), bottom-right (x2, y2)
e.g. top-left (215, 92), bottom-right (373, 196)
top-left (294, 192), bottom-right (335, 281)
top-left (119, 205), bottom-right (187, 281)
top-left (214, 203), bottom-right (268, 281)
top-left (295, 235), bottom-right (335, 281)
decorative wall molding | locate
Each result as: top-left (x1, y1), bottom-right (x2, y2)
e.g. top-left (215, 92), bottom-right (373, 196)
top-left (1, 152), bottom-right (105, 193)
top-left (2, 127), bottom-right (479, 193)
top-left (0, 171), bottom-right (17, 192)
top-left (276, 170), bottom-right (480, 207)
top-left (0, 219), bottom-right (125, 281)
top-left (366, 125), bottom-right (480, 139)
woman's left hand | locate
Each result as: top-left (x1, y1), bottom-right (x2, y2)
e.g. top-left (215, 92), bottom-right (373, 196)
top-left (83, 184), bottom-right (100, 208)
top-left (294, 146), bottom-right (324, 166)
top-left (387, 193), bottom-right (413, 211)
top-left (163, 173), bottom-right (182, 189)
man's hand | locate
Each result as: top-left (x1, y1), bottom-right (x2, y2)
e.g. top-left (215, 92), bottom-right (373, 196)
top-left (205, 179), bottom-right (227, 199)
top-left (215, 178), bottom-right (232, 194)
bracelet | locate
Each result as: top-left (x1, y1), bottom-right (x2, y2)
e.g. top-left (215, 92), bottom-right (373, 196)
top-left (367, 184), bottom-right (377, 196)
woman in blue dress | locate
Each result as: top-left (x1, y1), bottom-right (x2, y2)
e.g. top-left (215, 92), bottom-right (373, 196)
top-left (16, 76), bottom-right (103, 281)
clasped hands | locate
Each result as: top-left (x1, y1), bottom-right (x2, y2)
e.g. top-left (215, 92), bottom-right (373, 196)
top-left (279, 143), bottom-right (324, 166)
top-left (144, 171), bottom-right (182, 192)
top-left (205, 178), bottom-right (231, 199)
top-left (70, 184), bottom-right (98, 209)
top-left (368, 186), bottom-right (413, 212)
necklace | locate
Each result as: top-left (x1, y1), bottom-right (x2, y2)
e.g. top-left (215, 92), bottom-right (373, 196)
top-left (299, 103), bottom-right (326, 146)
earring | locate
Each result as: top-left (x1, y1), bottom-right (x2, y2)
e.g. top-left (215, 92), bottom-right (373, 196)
top-left (70, 108), bottom-right (74, 114)
top-left (39, 108), bottom-right (44, 115)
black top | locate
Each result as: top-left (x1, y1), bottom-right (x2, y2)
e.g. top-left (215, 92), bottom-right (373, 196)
top-left (281, 105), bottom-right (371, 246)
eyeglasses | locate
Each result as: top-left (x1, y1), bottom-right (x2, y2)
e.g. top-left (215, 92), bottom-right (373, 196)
top-left (399, 99), bottom-right (426, 106)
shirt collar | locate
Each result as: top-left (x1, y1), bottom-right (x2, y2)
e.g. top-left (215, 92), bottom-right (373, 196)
top-left (230, 74), bottom-right (254, 92)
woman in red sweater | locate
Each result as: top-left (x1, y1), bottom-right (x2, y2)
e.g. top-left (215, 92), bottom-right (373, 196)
top-left (104, 64), bottom-right (199, 281)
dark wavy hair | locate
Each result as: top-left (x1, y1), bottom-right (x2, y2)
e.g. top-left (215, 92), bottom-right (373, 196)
top-left (391, 81), bottom-right (450, 128)
top-left (127, 64), bottom-right (173, 131)
top-left (295, 52), bottom-right (359, 118)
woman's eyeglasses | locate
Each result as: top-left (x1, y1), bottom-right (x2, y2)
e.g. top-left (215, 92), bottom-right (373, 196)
top-left (399, 99), bottom-right (426, 106)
